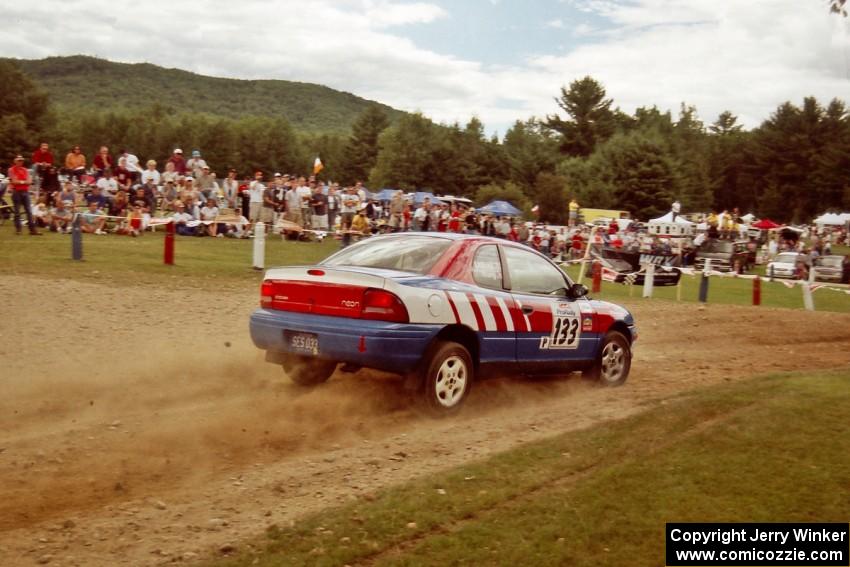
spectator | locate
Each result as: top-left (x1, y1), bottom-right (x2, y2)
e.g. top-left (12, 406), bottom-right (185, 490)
top-left (261, 175), bottom-right (277, 225)
top-left (186, 150), bottom-right (207, 178)
top-left (115, 157), bottom-right (133, 192)
top-left (223, 207), bottom-right (250, 238)
top-left (140, 160), bottom-right (161, 186)
top-left (310, 183), bottom-right (328, 231)
top-left (221, 169), bottom-right (239, 209)
top-left (7, 155), bottom-right (40, 236)
top-left (172, 201), bottom-right (196, 235)
top-left (32, 142), bottom-right (54, 177)
top-left (125, 202), bottom-right (145, 237)
top-left (161, 180), bottom-right (179, 212)
top-left (109, 190), bottom-right (130, 219)
top-left (50, 199), bottom-right (73, 233)
top-left (327, 182), bottom-right (340, 229)
top-left (40, 165), bottom-right (61, 205)
top-left (85, 185), bottom-right (109, 209)
top-left (64, 145), bottom-right (87, 181)
top-left (412, 199), bottom-right (430, 231)
top-left (56, 180), bottom-right (77, 206)
top-left (351, 209), bottom-right (369, 237)
top-left (284, 181), bottom-right (303, 226)
top-left (119, 149), bottom-right (142, 183)
top-left (31, 195), bottom-right (51, 229)
top-left (80, 200), bottom-right (107, 234)
top-left (161, 161), bottom-right (179, 185)
top-left (196, 165), bottom-right (217, 199)
top-left (297, 178), bottom-right (313, 227)
top-left (96, 168), bottom-right (119, 197)
top-left (248, 171), bottom-right (265, 223)
top-left (167, 148), bottom-right (187, 175)
top-left (92, 146), bottom-right (114, 178)
top-left (340, 185), bottom-right (361, 246)
top-left (199, 198), bottom-right (220, 237)
top-left (388, 190), bottom-right (404, 231)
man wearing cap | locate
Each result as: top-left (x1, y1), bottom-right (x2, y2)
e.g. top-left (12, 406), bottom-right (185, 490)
top-left (8, 156), bottom-right (40, 235)
top-left (187, 150), bottom-right (208, 179)
top-left (248, 171), bottom-right (265, 223)
top-left (167, 149), bottom-right (187, 175)
top-left (196, 165), bottom-right (217, 198)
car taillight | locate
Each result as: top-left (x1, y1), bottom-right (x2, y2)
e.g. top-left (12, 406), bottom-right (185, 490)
top-left (260, 280), bottom-right (274, 307)
top-left (361, 289), bottom-right (408, 323)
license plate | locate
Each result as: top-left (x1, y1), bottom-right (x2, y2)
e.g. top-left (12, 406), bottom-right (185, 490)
top-left (284, 330), bottom-right (319, 355)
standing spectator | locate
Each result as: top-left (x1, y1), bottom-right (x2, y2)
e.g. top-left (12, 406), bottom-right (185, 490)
top-left (248, 171), bottom-right (265, 223)
top-left (284, 182), bottom-right (303, 227)
top-left (167, 148), bottom-right (187, 175)
top-left (222, 169), bottom-right (239, 209)
top-left (119, 149), bottom-right (142, 183)
top-left (32, 142), bottom-right (54, 178)
top-left (310, 184), bottom-right (329, 231)
top-left (340, 185), bottom-right (361, 246)
top-left (186, 150), bottom-right (208, 178)
top-left (92, 146), bottom-right (114, 178)
top-left (140, 160), bottom-right (161, 186)
top-left (327, 182), bottom-right (340, 229)
top-left (388, 190), bottom-right (404, 231)
top-left (64, 145), bottom-right (87, 181)
top-left (297, 179), bottom-right (313, 228)
top-left (261, 177), bottom-right (277, 225)
top-left (568, 198), bottom-right (579, 227)
top-left (8, 155), bottom-right (40, 235)
top-left (447, 203), bottom-right (462, 233)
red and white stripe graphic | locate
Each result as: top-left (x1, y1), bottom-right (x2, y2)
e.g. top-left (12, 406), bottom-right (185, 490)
top-left (445, 291), bottom-right (519, 332)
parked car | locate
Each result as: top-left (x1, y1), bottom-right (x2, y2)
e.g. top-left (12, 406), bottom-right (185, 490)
top-left (694, 239), bottom-right (751, 272)
top-left (250, 233), bottom-right (637, 413)
top-left (766, 252), bottom-right (811, 279)
top-left (813, 255), bottom-right (849, 283)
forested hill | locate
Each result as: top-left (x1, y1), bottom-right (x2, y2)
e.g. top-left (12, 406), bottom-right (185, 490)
top-left (8, 55), bottom-right (404, 134)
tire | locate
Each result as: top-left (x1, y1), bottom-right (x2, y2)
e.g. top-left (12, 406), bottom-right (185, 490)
top-left (583, 331), bottom-right (631, 387)
top-left (282, 355), bottom-right (337, 386)
top-left (421, 341), bottom-right (473, 415)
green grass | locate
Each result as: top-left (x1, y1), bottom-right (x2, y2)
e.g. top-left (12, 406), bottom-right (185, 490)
top-left (211, 369), bottom-right (850, 566)
top-left (1, 228), bottom-right (339, 288)
top-left (565, 265), bottom-right (850, 313)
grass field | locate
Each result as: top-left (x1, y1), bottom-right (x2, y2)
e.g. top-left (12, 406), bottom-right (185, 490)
top-left (3, 228), bottom-right (848, 312)
top-left (210, 369), bottom-right (850, 566)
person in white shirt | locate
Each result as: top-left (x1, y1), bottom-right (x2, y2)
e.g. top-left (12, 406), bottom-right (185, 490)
top-left (340, 186), bottom-right (361, 246)
top-left (96, 169), bottom-right (119, 196)
top-left (140, 160), bottom-right (161, 186)
top-left (248, 171), bottom-right (265, 223)
top-left (172, 201), bottom-right (197, 235)
top-left (119, 149), bottom-right (142, 181)
top-left (295, 178), bottom-right (313, 228)
top-left (199, 198), bottom-right (220, 237)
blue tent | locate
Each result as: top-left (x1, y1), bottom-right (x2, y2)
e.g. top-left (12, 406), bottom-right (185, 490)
top-left (478, 200), bottom-right (521, 216)
top-left (411, 191), bottom-right (443, 205)
top-left (374, 188), bottom-right (398, 202)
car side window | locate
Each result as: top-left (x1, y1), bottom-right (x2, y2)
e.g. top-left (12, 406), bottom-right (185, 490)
top-left (472, 245), bottom-right (503, 289)
top-left (503, 246), bottom-right (568, 295)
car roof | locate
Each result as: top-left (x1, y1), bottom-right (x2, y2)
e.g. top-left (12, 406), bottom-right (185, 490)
top-left (365, 232), bottom-right (508, 245)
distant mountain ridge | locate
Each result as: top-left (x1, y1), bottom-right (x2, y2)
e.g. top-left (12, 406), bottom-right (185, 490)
top-left (8, 55), bottom-right (404, 134)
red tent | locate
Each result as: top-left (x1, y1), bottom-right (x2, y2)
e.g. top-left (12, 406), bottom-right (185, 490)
top-left (752, 219), bottom-right (781, 229)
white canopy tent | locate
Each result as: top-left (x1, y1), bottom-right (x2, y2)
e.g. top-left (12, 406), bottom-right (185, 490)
top-left (813, 212), bottom-right (846, 226)
top-left (647, 211), bottom-right (695, 237)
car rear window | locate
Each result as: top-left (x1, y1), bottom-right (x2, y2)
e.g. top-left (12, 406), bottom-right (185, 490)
top-left (323, 236), bottom-right (451, 274)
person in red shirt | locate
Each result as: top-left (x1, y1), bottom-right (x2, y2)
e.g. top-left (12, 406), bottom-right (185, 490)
top-left (92, 146), bottom-right (113, 178)
top-left (7, 155), bottom-right (41, 235)
top-left (31, 142), bottom-right (54, 176)
top-left (167, 148), bottom-right (187, 175)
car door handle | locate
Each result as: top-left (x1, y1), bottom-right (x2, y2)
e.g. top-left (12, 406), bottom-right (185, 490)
top-left (521, 305), bottom-right (534, 315)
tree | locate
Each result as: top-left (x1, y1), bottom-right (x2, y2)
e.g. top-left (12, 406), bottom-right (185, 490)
top-left (543, 76), bottom-right (617, 157)
top-left (340, 105), bottom-right (390, 184)
top-left (0, 60), bottom-right (50, 164)
top-left (533, 173), bottom-right (569, 224)
top-left (369, 113), bottom-right (439, 190)
top-left (502, 119), bottom-right (559, 189)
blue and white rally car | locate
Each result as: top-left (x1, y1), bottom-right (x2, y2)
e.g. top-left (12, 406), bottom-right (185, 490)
top-left (250, 233), bottom-right (637, 413)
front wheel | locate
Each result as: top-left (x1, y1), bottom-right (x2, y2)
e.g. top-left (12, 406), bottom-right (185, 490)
top-left (583, 331), bottom-right (631, 386)
top-left (282, 355), bottom-right (337, 386)
top-left (421, 341), bottom-right (473, 414)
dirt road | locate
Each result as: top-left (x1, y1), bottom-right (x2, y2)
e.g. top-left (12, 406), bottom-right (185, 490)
top-left (2, 274), bottom-right (849, 566)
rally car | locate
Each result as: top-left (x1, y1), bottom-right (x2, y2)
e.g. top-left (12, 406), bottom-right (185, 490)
top-left (250, 233), bottom-right (637, 413)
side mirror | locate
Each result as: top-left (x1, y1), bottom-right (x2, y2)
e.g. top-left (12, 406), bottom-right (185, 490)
top-left (570, 283), bottom-right (589, 298)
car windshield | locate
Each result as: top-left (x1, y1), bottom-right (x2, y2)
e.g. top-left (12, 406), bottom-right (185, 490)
top-left (775, 253), bottom-right (798, 263)
top-left (322, 236), bottom-right (451, 274)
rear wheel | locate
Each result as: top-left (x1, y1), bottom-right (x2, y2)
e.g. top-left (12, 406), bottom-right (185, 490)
top-left (583, 331), bottom-right (631, 386)
top-left (282, 355), bottom-right (337, 386)
top-left (421, 341), bottom-right (473, 414)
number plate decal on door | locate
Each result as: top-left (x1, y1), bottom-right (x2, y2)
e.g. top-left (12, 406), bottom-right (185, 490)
top-left (539, 302), bottom-right (580, 350)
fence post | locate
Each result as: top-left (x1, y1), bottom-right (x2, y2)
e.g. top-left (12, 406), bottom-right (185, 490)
top-left (642, 263), bottom-right (655, 298)
top-left (802, 266), bottom-right (815, 311)
top-left (698, 259), bottom-right (711, 303)
top-left (71, 214), bottom-right (83, 261)
top-left (253, 221), bottom-right (265, 271)
top-left (164, 220), bottom-right (175, 265)
top-left (752, 277), bottom-right (761, 306)
top-left (591, 260), bottom-right (602, 294)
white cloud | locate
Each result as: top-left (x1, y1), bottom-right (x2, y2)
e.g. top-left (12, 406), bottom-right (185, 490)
top-left (0, 0), bottom-right (848, 135)
top-left (547, 19), bottom-right (565, 29)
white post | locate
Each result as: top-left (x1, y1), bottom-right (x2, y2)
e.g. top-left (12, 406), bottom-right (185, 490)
top-left (253, 221), bottom-right (265, 271)
top-left (802, 265), bottom-right (815, 311)
top-left (642, 263), bottom-right (655, 298)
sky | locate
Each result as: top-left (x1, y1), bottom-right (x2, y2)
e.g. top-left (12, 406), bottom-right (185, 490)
top-left (2, 0), bottom-right (849, 136)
